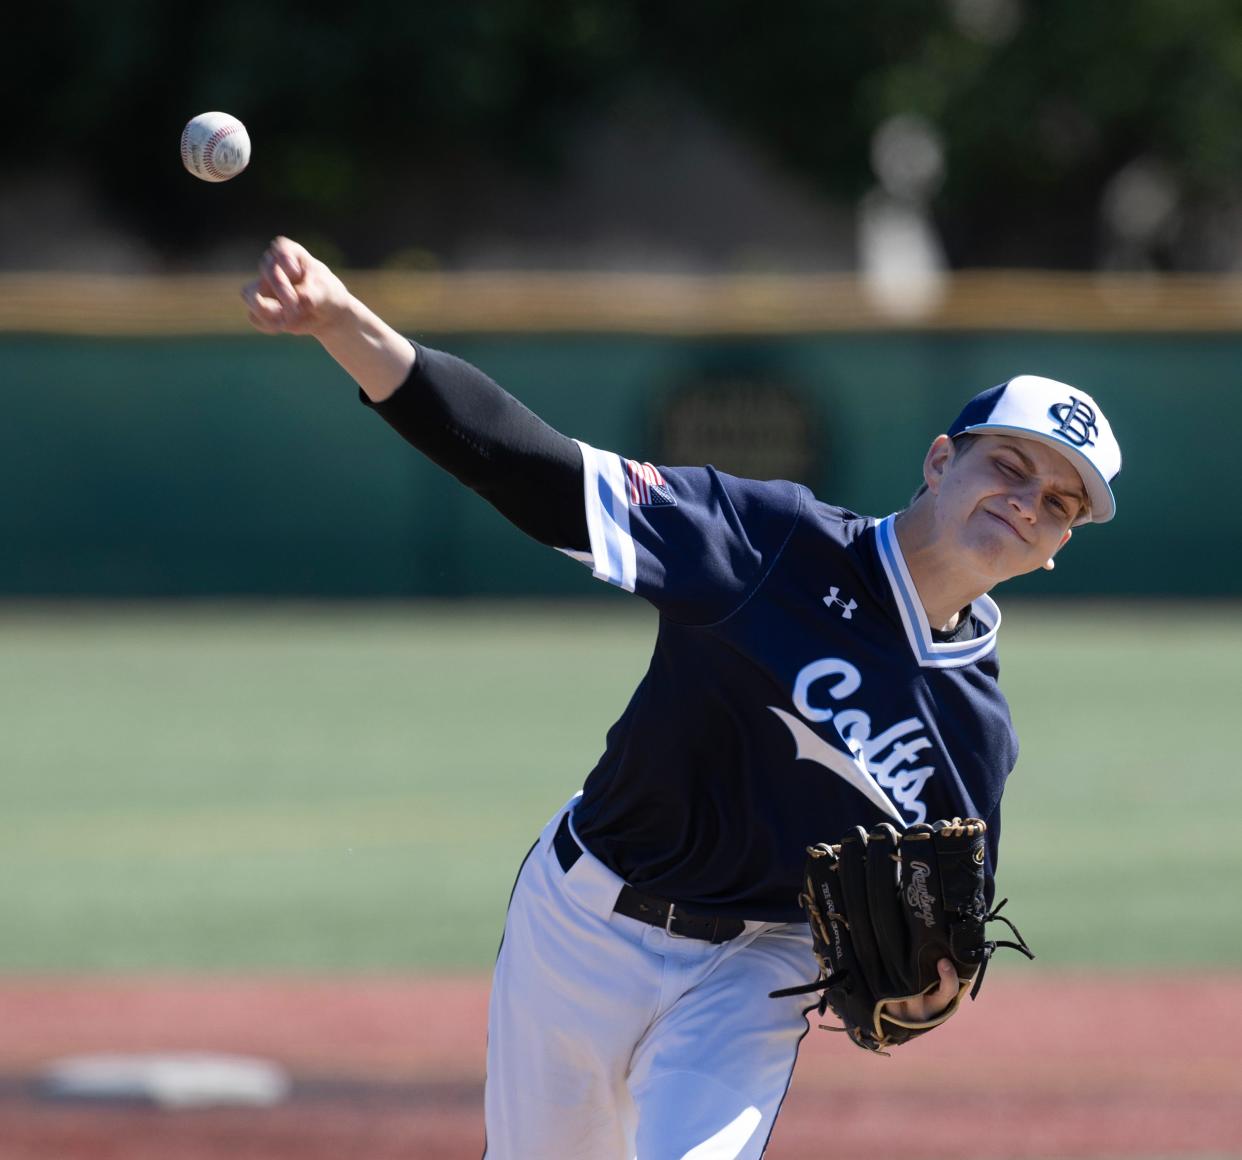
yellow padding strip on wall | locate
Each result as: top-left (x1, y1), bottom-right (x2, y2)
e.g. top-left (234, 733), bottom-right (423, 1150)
top-left (5, 270), bottom-right (1242, 336)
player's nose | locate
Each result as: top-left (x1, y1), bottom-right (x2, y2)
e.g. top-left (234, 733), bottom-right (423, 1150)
top-left (1007, 484), bottom-right (1040, 522)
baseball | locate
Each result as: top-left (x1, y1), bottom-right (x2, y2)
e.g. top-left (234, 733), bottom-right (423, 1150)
top-left (180, 112), bottom-right (251, 183)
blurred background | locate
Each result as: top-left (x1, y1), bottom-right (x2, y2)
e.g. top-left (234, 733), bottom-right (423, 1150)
top-left (2, 2), bottom-right (1240, 1158)
top-left (15, 0), bottom-right (1242, 276)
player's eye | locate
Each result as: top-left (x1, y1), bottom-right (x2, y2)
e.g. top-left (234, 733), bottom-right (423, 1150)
top-left (1046, 495), bottom-right (1069, 515)
top-left (996, 459), bottom-right (1022, 480)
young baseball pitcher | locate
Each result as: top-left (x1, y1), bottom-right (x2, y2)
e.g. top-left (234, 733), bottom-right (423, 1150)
top-left (243, 237), bottom-right (1121, 1159)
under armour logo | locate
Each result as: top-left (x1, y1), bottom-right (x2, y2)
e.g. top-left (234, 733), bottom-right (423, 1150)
top-left (824, 587), bottom-right (857, 619)
top-left (1048, 396), bottom-right (1098, 447)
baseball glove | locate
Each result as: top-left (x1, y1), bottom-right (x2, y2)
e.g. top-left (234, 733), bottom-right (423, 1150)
top-left (770, 818), bottom-right (1033, 1054)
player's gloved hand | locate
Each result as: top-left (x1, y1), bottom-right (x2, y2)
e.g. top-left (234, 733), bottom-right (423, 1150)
top-left (770, 818), bottom-right (1034, 1054)
top-left (885, 956), bottom-right (959, 1024)
top-left (242, 237), bottom-right (352, 338)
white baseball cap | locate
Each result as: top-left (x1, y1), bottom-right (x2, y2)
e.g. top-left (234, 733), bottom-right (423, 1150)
top-left (947, 375), bottom-right (1121, 524)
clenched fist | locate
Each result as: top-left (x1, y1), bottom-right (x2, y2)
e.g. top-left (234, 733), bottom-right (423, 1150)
top-left (241, 237), bottom-right (352, 337)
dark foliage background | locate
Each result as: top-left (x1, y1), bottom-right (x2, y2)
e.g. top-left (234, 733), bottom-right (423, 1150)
top-left (9, 0), bottom-right (1242, 269)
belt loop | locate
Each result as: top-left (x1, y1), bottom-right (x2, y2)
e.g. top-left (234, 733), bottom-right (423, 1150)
top-left (553, 811), bottom-right (583, 875)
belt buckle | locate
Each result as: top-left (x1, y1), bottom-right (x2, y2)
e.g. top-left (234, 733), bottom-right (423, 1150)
top-left (664, 903), bottom-right (690, 939)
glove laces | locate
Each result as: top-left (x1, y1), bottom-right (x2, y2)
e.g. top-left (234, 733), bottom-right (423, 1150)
top-left (969, 897), bottom-right (1036, 1000)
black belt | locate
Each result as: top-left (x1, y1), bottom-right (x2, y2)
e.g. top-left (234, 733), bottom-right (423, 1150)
top-left (553, 812), bottom-right (746, 944)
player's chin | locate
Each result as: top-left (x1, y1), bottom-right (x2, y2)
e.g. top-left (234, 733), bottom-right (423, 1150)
top-left (1000, 542), bottom-right (1063, 582)
top-left (1006, 558), bottom-right (1049, 582)
top-left (961, 535), bottom-right (1039, 586)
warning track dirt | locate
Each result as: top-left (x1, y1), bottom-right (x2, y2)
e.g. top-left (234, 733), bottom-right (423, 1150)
top-left (1, 973), bottom-right (1238, 1159)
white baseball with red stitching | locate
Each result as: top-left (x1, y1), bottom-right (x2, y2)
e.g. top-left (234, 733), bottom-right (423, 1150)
top-left (180, 111), bottom-right (251, 183)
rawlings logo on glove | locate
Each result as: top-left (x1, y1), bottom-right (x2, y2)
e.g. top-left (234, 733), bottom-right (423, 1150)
top-left (770, 819), bottom-right (1034, 1054)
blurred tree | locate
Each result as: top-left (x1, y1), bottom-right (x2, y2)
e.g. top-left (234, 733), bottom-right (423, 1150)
top-left (11, 0), bottom-right (1242, 269)
top-left (651, 0), bottom-right (1242, 268)
top-left (9, 0), bottom-right (639, 262)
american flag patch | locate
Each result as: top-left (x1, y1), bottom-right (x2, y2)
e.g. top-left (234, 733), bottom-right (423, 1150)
top-left (623, 460), bottom-right (677, 507)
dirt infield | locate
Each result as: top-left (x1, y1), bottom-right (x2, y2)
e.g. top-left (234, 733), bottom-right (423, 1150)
top-left (1, 973), bottom-right (1239, 1159)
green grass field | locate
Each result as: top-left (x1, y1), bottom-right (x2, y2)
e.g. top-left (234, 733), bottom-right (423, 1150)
top-left (1, 600), bottom-right (1237, 972)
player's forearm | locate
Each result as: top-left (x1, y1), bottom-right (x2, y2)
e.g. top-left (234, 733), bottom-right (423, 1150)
top-left (315, 296), bottom-right (416, 403)
top-left (364, 342), bottom-right (589, 551)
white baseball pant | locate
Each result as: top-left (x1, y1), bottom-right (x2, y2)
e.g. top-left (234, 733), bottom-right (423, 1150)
top-left (484, 798), bottom-right (816, 1159)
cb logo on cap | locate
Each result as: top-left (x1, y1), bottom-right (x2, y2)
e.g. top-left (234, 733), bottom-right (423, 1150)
top-left (1048, 396), bottom-right (1098, 447)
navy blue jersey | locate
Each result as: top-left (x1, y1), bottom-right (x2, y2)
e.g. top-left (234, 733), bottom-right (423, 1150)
top-left (562, 443), bottom-right (1019, 923)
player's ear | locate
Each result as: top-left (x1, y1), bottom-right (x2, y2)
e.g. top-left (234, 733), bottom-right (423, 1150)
top-left (923, 435), bottom-right (954, 495)
top-left (1041, 528), bottom-right (1073, 571)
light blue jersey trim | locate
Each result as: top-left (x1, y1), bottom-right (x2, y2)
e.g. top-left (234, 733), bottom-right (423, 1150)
top-left (574, 440), bottom-right (637, 592)
top-left (874, 515), bottom-right (1000, 669)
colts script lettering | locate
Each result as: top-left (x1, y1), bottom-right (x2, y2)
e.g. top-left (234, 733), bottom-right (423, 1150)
top-left (785, 656), bottom-right (935, 822)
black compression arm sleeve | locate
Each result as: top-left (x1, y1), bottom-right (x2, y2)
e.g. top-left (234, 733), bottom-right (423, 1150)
top-left (362, 342), bottom-right (589, 551)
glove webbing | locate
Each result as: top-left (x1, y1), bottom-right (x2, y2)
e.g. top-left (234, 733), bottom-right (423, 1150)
top-left (769, 899), bottom-right (1035, 1004)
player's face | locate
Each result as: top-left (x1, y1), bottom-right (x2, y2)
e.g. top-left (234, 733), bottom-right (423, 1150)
top-left (927, 434), bottom-right (1087, 583)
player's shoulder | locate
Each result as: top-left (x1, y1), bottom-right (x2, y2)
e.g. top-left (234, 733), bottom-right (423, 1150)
top-left (652, 464), bottom-right (806, 536)
top-left (792, 489), bottom-right (876, 550)
top-left (689, 470), bottom-right (881, 561)
top-left (697, 467), bottom-right (805, 515)
top-left (641, 464), bottom-right (883, 568)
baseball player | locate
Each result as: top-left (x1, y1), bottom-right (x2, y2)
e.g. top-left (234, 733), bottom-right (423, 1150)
top-left (243, 237), bottom-right (1121, 1159)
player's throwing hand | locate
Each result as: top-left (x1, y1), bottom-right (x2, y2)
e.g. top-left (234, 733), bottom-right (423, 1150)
top-left (242, 237), bottom-right (351, 337)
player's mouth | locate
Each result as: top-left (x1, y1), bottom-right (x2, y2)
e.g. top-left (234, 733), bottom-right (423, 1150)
top-left (983, 510), bottom-right (1028, 543)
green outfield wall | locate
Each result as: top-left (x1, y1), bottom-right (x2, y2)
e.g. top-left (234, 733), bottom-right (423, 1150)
top-left (0, 332), bottom-right (1227, 596)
